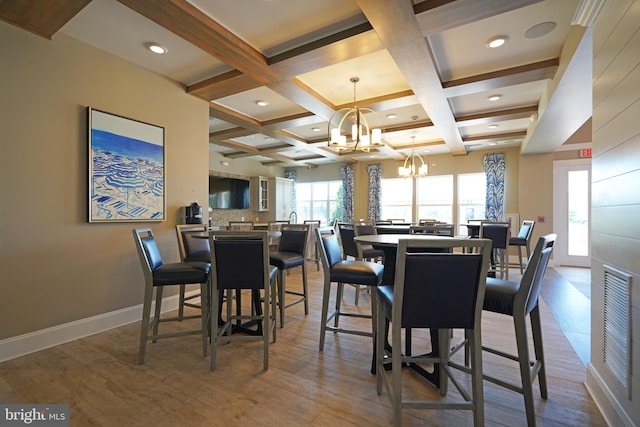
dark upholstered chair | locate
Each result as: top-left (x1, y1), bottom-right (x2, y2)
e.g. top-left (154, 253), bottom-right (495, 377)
top-left (509, 220), bottom-right (536, 273)
top-left (480, 221), bottom-right (510, 279)
top-left (132, 228), bottom-right (210, 365)
top-left (376, 237), bottom-right (491, 427)
top-left (316, 226), bottom-right (384, 351)
top-left (338, 223), bottom-right (384, 305)
top-left (480, 233), bottom-right (556, 426)
top-left (175, 224), bottom-right (209, 319)
top-left (269, 223), bottom-right (310, 327)
top-left (209, 230), bottom-right (277, 371)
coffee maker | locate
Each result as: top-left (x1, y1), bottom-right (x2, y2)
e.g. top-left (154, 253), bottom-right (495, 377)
top-left (184, 202), bottom-right (203, 224)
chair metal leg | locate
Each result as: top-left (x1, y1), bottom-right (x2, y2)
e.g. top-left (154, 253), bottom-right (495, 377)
top-left (514, 314), bottom-right (537, 426)
top-left (530, 306), bottom-right (547, 398)
top-left (319, 276), bottom-right (333, 351)
top-left (302, 262), bottom-right (309, 314)
top-left (199, 281), bottom-right (209, 357)
top-left (152, 286), bottom-right (163, 342)
top-left (391, 317), bottom-right (403, 427)
top-left (178, 284), bottom-right (186, 319)
top-left (334, 282), bottom-right (344, 328)
top-left (375, 299), bottom-right (385, 394)
top-left (210, 283), bottom-right (220, 371)
top-left (137, 284), bottom-right (154, 365)
top-left (469, 328), bottom-right (485, 426)
top-left (277, 270), bottom-right (285, 328)
top-left (263, 287), bottom-right (270, 371)
top-left (517, 246), bottom-right (525, 273)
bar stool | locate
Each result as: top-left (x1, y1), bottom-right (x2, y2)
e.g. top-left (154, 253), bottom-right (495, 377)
top-left (480, 234), bottom-right (556, 426)
top-left (509, 220), bottom-right (535, 273)
top-left (175, 224), bottom-right (209, 319)
top-left (209, 230), bottom-right (277, 371)
top-left (376, 237), bottom-right (491, 426)
top-left (132, 228), bottom-right (210, 364)
top-left (269, 224), bottom-right (310, 327)
top-left (316, 226), bottom-right (383, 351)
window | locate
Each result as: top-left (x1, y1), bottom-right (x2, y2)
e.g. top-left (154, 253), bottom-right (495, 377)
top-left (416, 175), bottom-right (453, 223)
top-left (380, 178), bottom-right (413, 221)
top-left (295, 180), bottom-right (341, 225)
top-left (457, 173), bottom-right (486, 234)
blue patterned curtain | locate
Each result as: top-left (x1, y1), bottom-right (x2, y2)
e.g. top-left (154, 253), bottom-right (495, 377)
top-left (284, 170), bottom-right (296, 213)
top-left (367, 164), bottom-right (382, 220)
top-left (483, 153), bottom-right (505, 221)
top-left (340, 164), bottom-right (354, 223)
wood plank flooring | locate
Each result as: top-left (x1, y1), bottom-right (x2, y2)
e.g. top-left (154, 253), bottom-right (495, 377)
top-left (0, 264), bottom-right (606, 426)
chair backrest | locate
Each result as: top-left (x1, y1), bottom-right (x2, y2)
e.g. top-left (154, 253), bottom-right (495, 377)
top-left (316, 226), bottom-right (344, 270)
top-left (418, 218), bottom-right (437, 225)
top-left (518, 220), bottom-right (536, 241)
top-left (480, 221), bottom-right (510, 249)
top-left (387, 218), bottom-right (405, 224)
top-left (268, 220), bottom-right (290, 230)
top-left (176, 224), bottom-right (209, 263)
top-left (277, 223), bottom-right (309, 256)
top-left (209, 230), bottom-right (269, 290)
top-left (392, 238), bottom-right (491, 330)
top-left (355, 224), bottom-right (377, 236)
top-left (303, 220), bottom-right (321, 238)
top-left (410, 225), bottom-right (437, 235)
top-left (132, 228), bottom-right (164, 275)
top-left (229, 221), bottom-right (254, 230)
top-left (337, 223), bottom-right (358, 259)
top-left (515, 234), bottom-right (556, 315)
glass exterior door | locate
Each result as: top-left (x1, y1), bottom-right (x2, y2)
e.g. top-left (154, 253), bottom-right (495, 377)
top-left (553, 159), bottom-right (591, 267)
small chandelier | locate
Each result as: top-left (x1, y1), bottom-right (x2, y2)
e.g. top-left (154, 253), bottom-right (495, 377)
top-left (398, 136), bottom-right (428, 177)
top-left (328, 77), bottom-right (383, 152)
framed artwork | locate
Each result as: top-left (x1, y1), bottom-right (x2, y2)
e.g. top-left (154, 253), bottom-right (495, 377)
top-left (88, 107), bottom-right (165, 222)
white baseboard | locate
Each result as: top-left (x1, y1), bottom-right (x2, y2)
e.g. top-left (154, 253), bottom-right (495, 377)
top-left (0, 291), bottom-right (199, 363)
top-left (585, 363), bottom-right (634, 427)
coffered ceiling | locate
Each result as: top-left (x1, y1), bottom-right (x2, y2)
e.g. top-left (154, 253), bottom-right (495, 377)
top-left (2, 0), bottom-right (594, 168)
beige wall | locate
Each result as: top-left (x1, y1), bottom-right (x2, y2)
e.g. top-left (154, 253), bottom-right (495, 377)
top-left (587, 1), bottom-right (640, 425)
top-left (0, 22), bottom-right (211, 340)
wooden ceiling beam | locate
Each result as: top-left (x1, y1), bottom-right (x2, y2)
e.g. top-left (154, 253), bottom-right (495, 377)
top-left (442, 59), bottom-right (559, 98)
top-left (0, 0), bottom-right (91, 39)
top-left (356, 0), bottom-right (467, 155)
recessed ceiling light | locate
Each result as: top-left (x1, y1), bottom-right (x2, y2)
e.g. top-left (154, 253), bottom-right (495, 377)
top-left (488, 124), bottom-right (499, 129)
top-left (256, 100), bottom-right (268, 107)
top-left (490, 142), bottom-right (498, 146)
top-left (311, 127), bottom-right (320, 132)
top-left (386, 113), bottom-right (397, 119)
top-left (486, 35), bottom-right (509, 48)
top-left (146, 43), bottom-right (167, 54)
top-left (488, 94), bottom-right (501, 102)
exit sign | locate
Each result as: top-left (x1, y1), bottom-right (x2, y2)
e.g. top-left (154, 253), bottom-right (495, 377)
top-left (580, 148), bottom-right (592, 158)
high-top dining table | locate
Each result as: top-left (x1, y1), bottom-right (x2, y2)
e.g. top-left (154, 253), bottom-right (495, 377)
top-left (354, 233), bottom-right (469, 387)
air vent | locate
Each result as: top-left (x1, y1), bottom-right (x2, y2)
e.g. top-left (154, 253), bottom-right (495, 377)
top-left (602, 265), bottom-right (632, 399)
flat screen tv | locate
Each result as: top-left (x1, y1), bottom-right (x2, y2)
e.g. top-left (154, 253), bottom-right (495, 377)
top-left (209, 176), bottom-right (250, 209)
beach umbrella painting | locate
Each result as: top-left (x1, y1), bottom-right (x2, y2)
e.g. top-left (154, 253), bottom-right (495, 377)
top-left (89, 110), bottom-right (164, 221)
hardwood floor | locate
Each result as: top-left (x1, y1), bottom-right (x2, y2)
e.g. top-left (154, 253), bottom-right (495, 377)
top-left (0, 264), bottom-right (605, 426)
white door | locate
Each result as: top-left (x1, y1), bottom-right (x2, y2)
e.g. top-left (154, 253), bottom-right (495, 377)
top-left (553, 159), bottom-right (591, 267)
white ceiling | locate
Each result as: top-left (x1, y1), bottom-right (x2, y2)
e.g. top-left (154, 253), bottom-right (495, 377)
top-left (34, 0), bottom-right (593, 167)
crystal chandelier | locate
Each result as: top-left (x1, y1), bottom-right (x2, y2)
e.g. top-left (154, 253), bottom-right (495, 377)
top-left (327, 77), bottom-right (383, 152)
top-left (398, 136), bottom-right (428, 177)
